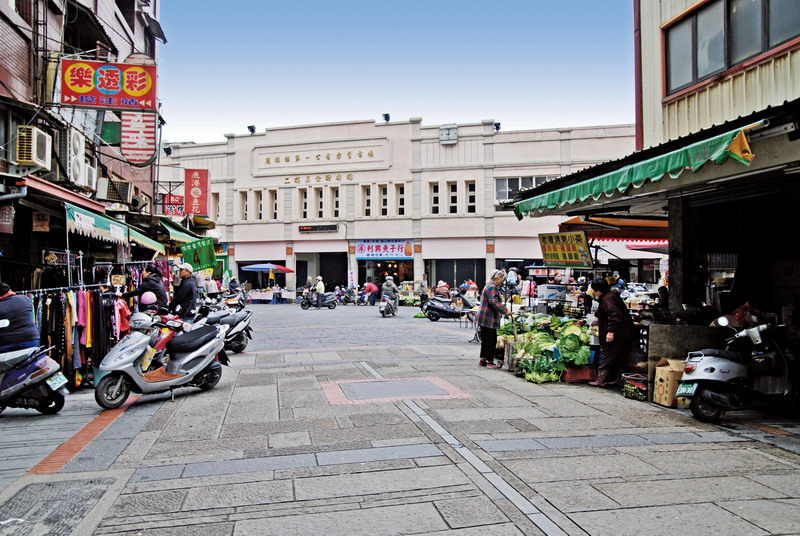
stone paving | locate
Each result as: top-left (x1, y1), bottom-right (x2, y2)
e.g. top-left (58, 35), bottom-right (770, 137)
top-left (0, 303), bottom-right (798, 535)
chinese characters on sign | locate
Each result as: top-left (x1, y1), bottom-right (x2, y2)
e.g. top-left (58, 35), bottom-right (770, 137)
top-left (163, 194), bottom-right (184, 216)
top-left (60, 59), bottom-right (157, 111)
top-left (538, 232), bottom-right (594, 269)
top-left (183, 170), bottom-right (209, 216)
top-left (121, 112), bottom-right (157, 164)
top-left (265, 149), bottom-right (375, 166)
top-left (355, 239), bottom-right (414, 260)
top-left (179, 238), bottom-right (216, 271)
top-left (284, 173), bottom-right (355, 185)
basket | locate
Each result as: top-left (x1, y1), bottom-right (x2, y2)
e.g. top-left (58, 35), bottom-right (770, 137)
top-left (621, 373), bottom-right (648, 401)
top-left (563, 364), bottom-right (597, 383)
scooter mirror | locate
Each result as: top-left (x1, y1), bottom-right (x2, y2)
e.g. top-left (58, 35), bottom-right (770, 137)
top-left (717, 316), bottom-right (730, 327)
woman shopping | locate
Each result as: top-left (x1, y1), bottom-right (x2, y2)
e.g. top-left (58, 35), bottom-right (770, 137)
top-left (476, 270), bottom-right (511, 368)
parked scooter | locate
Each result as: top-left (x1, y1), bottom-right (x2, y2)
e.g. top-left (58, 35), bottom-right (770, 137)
top-left (93, 308), bottom-right (229, 410)
top-left (341, 287), bottom-right (358, 305)
top-left (378, 294), bottom-right (397, 317)
top-left (0, 319), bottom-right (68, 414)
top-left (299, 292), bottom-right (338, 310)
top-left (223, 289), bottom-right (249, 312)
top-left (198, 306), bottom-right (253, 354)
top-left (677, 316), bottom-right (798, 423)
top-left (420, 289), bottom-right (478, 321)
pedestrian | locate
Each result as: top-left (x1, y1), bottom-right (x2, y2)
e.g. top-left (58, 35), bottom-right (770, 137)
top-left (588, 278), bottom-right (636, 387)
top-left (169, 263), bottom-right (198, 319)
top-left (656, 285), bottom-right (670, 310)
top-left (314, 275), bottom-right (325, 309)
top-left (203, 273), bottom-right (219, 300)
top-left (364, 280), bottom-right (379, 305)
top-left (476, 269), bottom-right (511, 368)
top-left (434, 280), bottom-right (450, 298)
top-left (0, 281), bottom-right (40, 352)
top-left (121, 264), bottom-right (168, 310)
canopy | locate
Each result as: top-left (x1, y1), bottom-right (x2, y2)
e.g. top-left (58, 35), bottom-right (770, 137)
top-left (160, 217), bottom-right (199, 244)
top-left (129, 226), bottom-right (165, 255)
top-left (558, 216), bottom-right (668, 241)
top-left (241, 263), bottom-right (294, 273)
top-left (65, 203), bottom-right (127, 244)
top-left (514, 121), bottom-right (764, 219)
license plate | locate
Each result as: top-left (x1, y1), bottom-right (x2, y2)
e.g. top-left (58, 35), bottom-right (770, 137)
top-left (676, 382), bottom-right (697, 397)
top-left (45, 372), bottom-right (68, 391)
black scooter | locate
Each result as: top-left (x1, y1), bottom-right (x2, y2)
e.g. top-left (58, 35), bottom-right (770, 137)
top-left (420, 290), bottom-right (478, 321)
top-left (299, 292), bottom-right (337, 310)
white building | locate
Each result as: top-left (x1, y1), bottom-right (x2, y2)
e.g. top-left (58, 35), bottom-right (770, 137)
top-left (161, 118), bottom-right (658, 290)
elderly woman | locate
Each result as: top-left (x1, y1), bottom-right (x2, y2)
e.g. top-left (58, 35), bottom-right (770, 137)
top-left (588, 278), bottom-right (636, 386)
top-left (476, 269), bottom-right (511, 368)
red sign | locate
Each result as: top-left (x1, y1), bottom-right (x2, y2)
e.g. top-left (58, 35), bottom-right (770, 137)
top-left (163, 194), bottom-right (183, 216)
top-left (121, 112), bottom-right (157, 164)
top-left (184, 170), bottom-right (209, 216)
top-left (60, 58), bottom-right (157, 111)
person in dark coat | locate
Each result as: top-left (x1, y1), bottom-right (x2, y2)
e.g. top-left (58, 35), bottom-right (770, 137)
top-left (122, 264), bottom-right (168, 310)
top-left (169, 263), bottom-right (198, 319)
top-left (476, 270), bottom-right (511, 368)
top-left (0, 282), bottom-right (40, 352)
top-left (589, 278), bottom-right (636, 386)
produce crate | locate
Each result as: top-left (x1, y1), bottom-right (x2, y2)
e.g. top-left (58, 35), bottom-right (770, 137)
top-left (621, 373), bottom-right (648, 401)
top-left (563, 364), bottom-right (597, 383)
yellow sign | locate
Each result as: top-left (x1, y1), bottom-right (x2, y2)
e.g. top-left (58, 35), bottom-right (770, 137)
top-left (111, 274), bottom-right (127, 286)
top-left (539, 231), bottom-right (593, 268)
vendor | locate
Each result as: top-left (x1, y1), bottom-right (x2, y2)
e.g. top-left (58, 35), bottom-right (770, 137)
top-left (588, 278), bottom-right (636, 387)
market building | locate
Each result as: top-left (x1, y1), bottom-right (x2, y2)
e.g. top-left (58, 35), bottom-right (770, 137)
top-left (160, 119), bottom-right (663, 293)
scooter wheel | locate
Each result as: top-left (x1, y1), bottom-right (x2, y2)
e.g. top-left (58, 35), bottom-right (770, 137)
top-left (300, 301), bottom-right (310, 310)
top-left (36, 391), bottom-right (65, 415)
top-left (381, 308), bottom-right (387, 318)
top-left (328, 302), bottom-right (337, 310)
top-left (427, 313), bottom-right (440, 321)
top-left (95, 374), bottom-right (131, 410)
top-left (196, 363), bottom-right (222, 391)
top-left (689, 390), bottom-right (724, 423)
top-left (227, 333), bottom-right (248, 354)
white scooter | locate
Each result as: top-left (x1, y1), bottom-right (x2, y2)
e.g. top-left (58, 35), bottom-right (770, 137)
top-left (677, 316), bottom-right (798, 423)
top-left (378, 294), bottom-right (397, 317)
top-left (94, 308), bottom-right (229, 410)
top-left (198, 305), bottom-right (253, 354)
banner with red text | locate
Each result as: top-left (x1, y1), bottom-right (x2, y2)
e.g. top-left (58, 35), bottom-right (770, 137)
top-left (184, 170), bottom-right (209, 216)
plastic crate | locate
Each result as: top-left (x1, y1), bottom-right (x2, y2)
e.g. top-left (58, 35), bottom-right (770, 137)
top-left (621, 373), bottom-right (648, 401)
top-left (563, 364), bottom-right (597, 383)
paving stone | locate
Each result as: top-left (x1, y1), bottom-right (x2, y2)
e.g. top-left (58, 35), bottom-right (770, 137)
top-left (435, 407), bottom-right (549, 422)
top-left (278, 390), bottom-right (329, 408)
top-left (454, 420), bottom-right (521, 434)
top-left (268, 431), bottom-right (311, 449)
top-left (294, 465), bottom-right (471, 501)
top-left (534, 484), bottom-right (621, 513)
top-left (638, 431), bottom-right (746, 445)
top-left (62, 438), bottom-right (129, 472)
top-left (747, 473), bottom-right (800, 496)
top-left (476, 439), bottom-right (548, 452)
top-left (433, 496), bottom-right (509, 528)
top-left (236, 372), bottom-right (277, 387)
top-left (526, 396), bottom-right (608, 417)
top-left (233, 502), bottom-right (448, 535)
top-left (131, 464), bottom-right (187, 483)
top-left (316, 444), bottom-right (441, 465)
top-left (524, 415), bottom-right (634, 432)
top-left (595, 475), bottom-right (786, 507)
top-left (348, 413), bottom-right (412, 427)
top-left (183, 480), bottom-right (294, 510)
top-left (718, 498), bottom-right (800, 534)
top-left (504, 453), bottom-right (662, 483)
top-left (182, 453), bottom-right (318, 478)
top-left (536, 434), bottom-right (652, 449)
top-left (569, 502), bottom-right (769, 536)
top-left (310, 424), bottom-right (426, 445)
top-left (109, 489), bottom-right (188, 517)
top-left (635, 447), bottom-right (797, 475)
top-left (220, 418), bottom-right (338, 438)
top-left (340, 379), bottom-right (449, 400)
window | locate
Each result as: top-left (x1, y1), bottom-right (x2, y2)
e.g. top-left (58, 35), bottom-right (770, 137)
top-left (315, 187), bottom-right (323, 218)
top-left (268, 189), bottom-right (278, 219)
top-left (211, 192), bottom-right (220, 220)
top-left (466, 181), bottom-right (476, 213)
top-left (254, 190), bottom-right (263, 220)
top-left (396, 184), bottom-right (405, 216)
top-left (363, 185), bottom-right (371, 216)
top-left (332, 187), bottom-right (340, 218)
top-left (495, 177), bottom-right (534, 202)
top-left (300, 189), bottom-right (308, 219)
top-left (239, 191), bottom-right (248, 221)
top-left (380, 185), bottom-right (388, 216)
top-left (430, 183), bottom-right (440, 214)
top-left (448, 182), bottom-right (458, 214)
top-left (665, 0), bottom-right (800, 94)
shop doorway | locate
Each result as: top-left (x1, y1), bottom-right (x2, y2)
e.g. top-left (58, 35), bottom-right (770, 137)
top-left (319, 252), bottom-right (347, 289)
top-left (434, 259), bottom-right (485, 289)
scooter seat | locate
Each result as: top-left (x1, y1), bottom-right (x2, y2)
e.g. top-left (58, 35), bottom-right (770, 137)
top-left (167, 325), bottom-right (218, 354)
top-left (690, 348), bottom-right (747, 363)
top-left (206, 310), bottom-right (232, 324)
top-left (220, 311), bottom-right (248, 327)
top-left (0, 347), bottom-right (37, 373)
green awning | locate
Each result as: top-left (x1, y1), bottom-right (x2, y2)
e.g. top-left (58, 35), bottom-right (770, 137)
top-left (65, 203), bottom-right (128, 244)
top-left (514, 121), bottom-right (764, 219)
top-left (160, 217), bottom-right (199, 244)
top-left (129, 227), bottom-right (165, 255)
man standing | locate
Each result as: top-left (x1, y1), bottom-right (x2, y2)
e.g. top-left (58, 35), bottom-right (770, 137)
top-left (169, 263), bottom-right (198, 319)
top-left (315, 275), bottom-right (325, 309)
top-left (588, 278), bottom-right (635, 386)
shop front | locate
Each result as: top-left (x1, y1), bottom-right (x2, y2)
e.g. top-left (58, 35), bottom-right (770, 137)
top-left (355, 238), bottom-right (415, 288)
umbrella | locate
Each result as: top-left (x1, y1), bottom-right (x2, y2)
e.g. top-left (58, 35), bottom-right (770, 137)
top-left (241, 263), bottom-right (294, 273)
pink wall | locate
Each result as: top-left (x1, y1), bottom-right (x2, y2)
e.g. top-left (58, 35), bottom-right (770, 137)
top-left (235, 242), bottom-right (286, 261)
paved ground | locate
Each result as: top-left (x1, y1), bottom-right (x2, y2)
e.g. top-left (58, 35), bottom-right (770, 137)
top-left (1, 303), bottom-right (799, 535)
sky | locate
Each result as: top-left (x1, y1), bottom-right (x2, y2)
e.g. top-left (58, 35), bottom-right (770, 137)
top-left (157, 0), bottom-right (635, 144)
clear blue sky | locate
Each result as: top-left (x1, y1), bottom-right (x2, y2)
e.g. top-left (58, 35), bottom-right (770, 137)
top-left (158, 0), bottom-right (634, 143)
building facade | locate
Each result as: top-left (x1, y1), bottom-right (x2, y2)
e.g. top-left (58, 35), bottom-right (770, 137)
top-left (162, 119), bottom-right (649, 290)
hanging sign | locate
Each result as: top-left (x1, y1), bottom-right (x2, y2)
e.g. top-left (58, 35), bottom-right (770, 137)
top-left (32, 212), bottom-right (50, 232)
top-left (355, 239), bottom-right (413, 260)
top-left (163, 194), bottom-right (183, 216)
top-left (538, 231), bottom-right (594, 269)
top-left (0, 206), bottom-right (14, 233)
top-left (184, 169), bottom-right (209, 216)
top-left (121, 112), bottom-right (157, 164)
top-left (179, 238), bottom-right (216, 271)
top-left (60, 57), bottom-right (157, 111)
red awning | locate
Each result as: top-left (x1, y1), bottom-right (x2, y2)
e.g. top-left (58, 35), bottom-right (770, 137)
top-left (20, 174), bottom-right (107, 213)
top-left (558, 216), bottom-right (668, 241)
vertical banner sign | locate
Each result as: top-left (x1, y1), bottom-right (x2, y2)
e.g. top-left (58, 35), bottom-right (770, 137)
top-left (179, 238), bottom-right (216, 271)
top-left (538, 231), bottom-right (594, 268)
top-left (163, 194), bottom-right (184, 216)
top-left (348, 270), bottom-right (356, 288)
top-left (184, 169), bottom-right (209, 216)
top-left (0, 206), bottom-right (14, 233)
top-left (121, 112), bottom-right (157, 164)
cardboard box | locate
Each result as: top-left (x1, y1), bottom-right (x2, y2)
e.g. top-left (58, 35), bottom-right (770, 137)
top-left (652, 358), bottom-right (685, 407)
top-left (537, 284), bottom-right (567, 300)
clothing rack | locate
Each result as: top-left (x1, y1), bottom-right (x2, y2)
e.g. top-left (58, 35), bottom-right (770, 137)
top-left (18, 283), bottom-right (106, 295)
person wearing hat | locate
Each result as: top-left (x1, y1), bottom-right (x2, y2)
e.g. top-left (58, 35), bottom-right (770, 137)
top-left (611, 271), bottom-right (626, 291)
top-left (314, 275), bottom-right (325, 309)
top-left (588, 278), bottom-right (635, 387)
top-left (169, 263), bottom-right (198, 319)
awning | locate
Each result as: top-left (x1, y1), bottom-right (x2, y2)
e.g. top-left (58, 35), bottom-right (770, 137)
top-left (20, 174), bottom-right (107, 213)
top-left (514, 121), bottom-right (764, 219)
top-left (160, 217), bottom-right (200, 244)
top-left (558, 216), bottom-right (668, 241)
top-left (142, 12), bottom-right (168, 43)
top-left (65, 203), bottom-right (127, 244)
top-left (626, 241), bottom-right (669, 255)
top-left (129, 226), bottom-right (165, 255)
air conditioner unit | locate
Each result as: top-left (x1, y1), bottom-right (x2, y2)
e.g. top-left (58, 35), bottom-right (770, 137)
top-left (58, 128), bottom-right (86, 183)
top-left (96, 176), bottom-right (133, 203)
top-left (85, 165), bottom-right (98, 191)
top-left (16, 126), bottom-right (52, 170)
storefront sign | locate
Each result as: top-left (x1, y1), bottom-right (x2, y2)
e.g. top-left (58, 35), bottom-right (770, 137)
top-left (265, 148), bottom-right (377, 167)
top-left (538, 231), bottom-right (593, 268)
top-left (355, 239), bottom-right (413, 260)
top-left (184, 169), bottom-right (209, 216)
top-left (32, 212), bottom-right (50, 232)
top-left (0, 205), bottom-right (14, 233)
top-left (121, 112), bottom-right (157, 164)
top-left (348, 270), bottom-right (356, 288)
top-left (163, 194), bottom-right (183, 216)
top-left (299, 224), bottom-right (338, 233)
top-left (180, 238), bottom-right (216, 271)
top-left (284, 173), bottom-right (355, 185)
top-left (60, 57), bottom-right (157, 111)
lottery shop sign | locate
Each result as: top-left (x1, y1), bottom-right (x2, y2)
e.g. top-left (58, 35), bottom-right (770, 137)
top-left (538, 231), bottom-right (594, 269)
top-left (163, 194), bottom-right (183, 216)
top-left (60, 58), bottom-right (157, 111)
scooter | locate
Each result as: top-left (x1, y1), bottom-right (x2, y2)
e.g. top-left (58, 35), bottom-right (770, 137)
top-left (378, 294), bottom-right (397, 317)
top-left (199, 306), bottom-right (254, 354)
top-left (299, 292), bottom-right (337, 310)
top-left (677, 316), bottom-right (798, 423)
top-left (341, 287), bottom-right (358, 305)
top-left (93, 310), bottom-right (229, 410)
top-left (420, 289), bottom-right (478, 321)
top-left (0, 319), bottom-right (69, 414)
